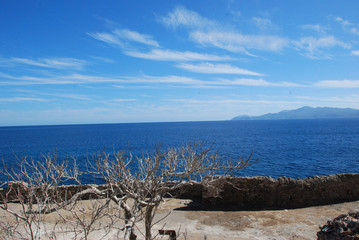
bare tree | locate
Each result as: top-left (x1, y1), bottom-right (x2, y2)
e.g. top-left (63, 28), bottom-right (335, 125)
top-left (91, 142), bottom-right (253, 240)
top-left (0, 153), bottom-right (76, 239)
top-left (0, 153), bottom-right (107, 240)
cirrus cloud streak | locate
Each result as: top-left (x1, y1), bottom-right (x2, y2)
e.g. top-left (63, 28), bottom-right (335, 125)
top-left (315, 80), bottom-right (359, 88)
top-left (176, 63), bottom-right (264, 76)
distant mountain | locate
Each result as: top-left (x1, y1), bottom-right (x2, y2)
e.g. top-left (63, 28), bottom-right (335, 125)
top-left (232, 106), bottom-right (359, 120)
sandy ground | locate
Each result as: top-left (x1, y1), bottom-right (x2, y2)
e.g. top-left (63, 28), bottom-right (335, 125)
top-left (1, 199), bottom-right (359, 240)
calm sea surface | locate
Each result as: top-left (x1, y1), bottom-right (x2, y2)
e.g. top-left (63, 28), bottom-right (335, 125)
top-left (1, 119), bottom-right (359, 180)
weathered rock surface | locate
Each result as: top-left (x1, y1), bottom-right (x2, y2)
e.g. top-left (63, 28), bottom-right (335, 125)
top-left (317, 211), bottom-right (359, 240)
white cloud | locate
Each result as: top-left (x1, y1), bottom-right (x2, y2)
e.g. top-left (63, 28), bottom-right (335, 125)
top-left (0, 57), bottom-right (87, 69)
top-left (351, 50), bottom-right (359, 56)
top-left (176, 63), bottom-right (264, 76)
top-left (190, 31), bottom-right (289, 54)
top-left (50, 93), bottom-right (92, 101)
top-left (135, 75), bottom-right (207, 85)
top-left (0, 72), bottom-right (214, 87)
top-left (335, 16), bottom-right (353, 27)
top-left (131, 75), bottom-right (296, 88)
top-left (111, 99), bottom-right (137, 102)
top-left (160, 6), bottom-right (216, 29)
top-left (219, 78), bottom-right (302, 87)
top-left (89, 28), bottom-right (159, 47)
top-left (315, 80), bottom-right (359, 88)
top-left (350, 27), bottom-right (359, 35)
top-left (125, 49), bottom-right (231, 61)
top-left (0, 73), bottom-right (122, 85)
top-left (293, 36), bottom-right (351, 59)
top-left (91, 56), bottom-right (115, 63)
top-left (0, 71), bottom-right (300, 89)
top-left (113, 29), bottom-right (159, 47)
top-left (161, 7), bottom-right (287, 55)
top-left (301, 24), bottom-right (326, 33)
top-left (88, 32), bottom-right (121, 45)
top-left (169, 98), bottom-right (301, 105)
top-left (334, 16), bottom-right (359, 36)
top-left (0, 97), bottom-right (49, 102)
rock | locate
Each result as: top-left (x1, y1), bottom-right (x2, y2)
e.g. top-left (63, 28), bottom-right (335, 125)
top-left (318, 212), bottom-right (359, 239)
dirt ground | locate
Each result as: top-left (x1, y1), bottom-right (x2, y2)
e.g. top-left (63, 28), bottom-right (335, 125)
top-left (1, 199), bottom-right (359, 240)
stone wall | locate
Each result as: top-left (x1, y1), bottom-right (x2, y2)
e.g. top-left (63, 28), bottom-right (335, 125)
top-left (189, 174), bottom-right (359, 210)
top-left (2, 173), bottom-right (359, 210)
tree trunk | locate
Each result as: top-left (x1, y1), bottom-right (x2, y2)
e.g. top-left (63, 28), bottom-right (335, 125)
top-left (145, 205), bottom-right (155, 240)
top-left (122, 203), bottom-right (137, 240)
top-left (123, 216), bottom-right (137, 240)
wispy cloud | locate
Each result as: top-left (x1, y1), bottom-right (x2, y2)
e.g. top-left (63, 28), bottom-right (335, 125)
top-left (0, 73), bottom-right (122, 85)
top-left (160, 6), bottom-right (216, 29)
top-left (293, 36), bottom-right (351, 59)
top-left (113, 29), bottom-right (159, 47)
top-left (351, 28), bottom-right (359, 35)
top-left (334, 16), bottom-right (359, 36)
top-left (219, 78), bottom-right (303, 87)
top-left (88, 32), bottom-right (120, 45)
top-left (89, 25), bottom-right (232, 62)
top-left (91, 56), bottom-right (114, 63)
top-left (169, 98), bottom-right (301, 105)
top-left (110, 75), bottom-right (299, 88)
top-left (0, 72), bottom-right (212, 86)
top-left (295, 95), bottom-right (359, 103)
top-left (0, 57), bottom-right (87, 69)
top-left (111, 98), bottom-right (137, 102)
top-left (133, 75), bottom-right (209, 86)
top-left (300, 24), bottom-right (326, 33)
top-left (88, 28), bottom-right (159, 47)
top-left (125, 49), bottom-right (231, 61)
top-left (315, 80), bottom-right (359, 88)
top-left (0, 97), bottom-right (49, 103)
top-left (0, 71), bottom-right (303, 89)
top-left (252, 17), bottom-right (273, 30)
top-left (50, 93), bottom-right (92, 101)
top-left (351, 50), bottom-right (359, 56)
top-left (160, 7), bottom-right (355, 59)
top-left (335, 16), bottom-right (353, 27)
top-left (176, 63), bottom-right (264, 76)
top-left (190, 31), bottom-right (289, 54)
top-left (161, 6), bottom-right (288, 55)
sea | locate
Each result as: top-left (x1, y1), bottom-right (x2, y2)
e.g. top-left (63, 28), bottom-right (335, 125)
top-left (0, 119), bottom-right (359, 182)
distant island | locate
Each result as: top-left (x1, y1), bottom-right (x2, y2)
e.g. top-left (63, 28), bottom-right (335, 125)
top-left (232, 106), bottom-right (359, 120)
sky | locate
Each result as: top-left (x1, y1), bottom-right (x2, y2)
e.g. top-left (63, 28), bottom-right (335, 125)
top-left (1, 0), bottom-right (359, 126)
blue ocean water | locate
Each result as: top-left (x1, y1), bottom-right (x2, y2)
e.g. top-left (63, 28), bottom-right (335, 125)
top-left (0, 119), bottom-right (359, 180)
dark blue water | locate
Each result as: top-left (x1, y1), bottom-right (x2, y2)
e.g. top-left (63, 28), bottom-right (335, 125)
top-left (1, 119), bottom-right (359, 180)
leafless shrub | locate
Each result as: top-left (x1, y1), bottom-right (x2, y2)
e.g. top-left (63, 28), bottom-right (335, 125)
top-left (0, 153), bottom-right (105, 240)
top-left (0, 153), bottom-right (76, 239)
top-left (56, 197), bottom-right (118, 240)
top-left (90, 141), bottom-right (254, 240)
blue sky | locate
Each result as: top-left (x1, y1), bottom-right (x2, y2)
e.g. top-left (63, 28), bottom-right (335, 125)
top-left (1, 0), bottom-right (359, 126)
